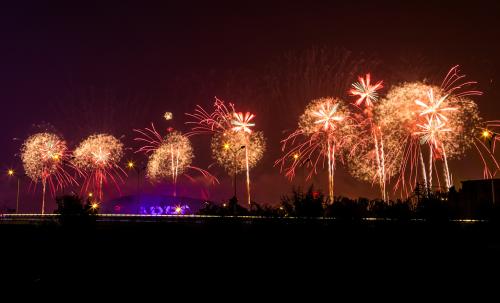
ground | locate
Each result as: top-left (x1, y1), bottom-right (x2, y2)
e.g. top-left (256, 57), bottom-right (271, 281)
top-left (1, 217), bottom-right (499, 291)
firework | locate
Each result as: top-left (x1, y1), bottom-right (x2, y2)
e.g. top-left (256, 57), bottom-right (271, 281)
top-left (413, 114), bottom-right (454, 189)
top-left (346, 125), bottom-right (403, 195)
top-left (185, 97), bottom-right (234, 136)
top-left (441, 65), bottom-right (483, 98)
top-left (231, 112), bottom-right (255, 133)
top-left (134, 124), bottom-right (217, 197)
top-left (415, 116), bottom-right (452, 147)
top-left (312, 102), bottom-right (344, 131)
top-left (211, 129), bottom-right (265, 204)
top-left (349, 73), bottom-right (383, 107)
top-left (164, 112), bottom-right (173, 121)
top-left (187, 98), bottom-right (265, 204)
top-left (231, 111), bottom-right (257, 204)
top-left (376, 70), bottom-right (484, 196)
top-left (413, 89), bottom-right (457, 189)
top-left (438, 66), bottom-right (488, 183)
top-left (73, 134), bottom-right (126, 201)
top-left (415, 89), bottom-right (457, 123)
top-left (276, 97), bottom-right (358, 203)
top-left (346, 73), bottom-right (391, 201)
top-left (21, 132), bottom-right (78, 214)
top-left (145, 132), bottom-right (192, 183)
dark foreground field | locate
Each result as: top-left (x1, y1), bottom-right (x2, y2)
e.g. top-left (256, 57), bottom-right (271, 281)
top-left (1, 216), bottom-right (500, 290)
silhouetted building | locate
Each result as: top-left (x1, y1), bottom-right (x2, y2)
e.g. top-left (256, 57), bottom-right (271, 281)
top-left (456, 179), bottom-right (500, 218)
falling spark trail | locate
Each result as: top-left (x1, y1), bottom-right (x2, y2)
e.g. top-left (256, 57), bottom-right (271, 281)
top-left (419, 146), bottom-right (428, 194)
top-left (245, 146), bottom-right (251, 205)
top-left (41, 180), bottom-right (46, 215)
top-left (428, 146), bottom-right (433, 190)
top-left (442, 143), bottom-right (451, 188)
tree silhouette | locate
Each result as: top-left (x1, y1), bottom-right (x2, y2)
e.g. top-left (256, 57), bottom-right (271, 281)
top-left (55, 194), bottom-right (97, 227)
top-left (281, 186), bottom-right (324, 217)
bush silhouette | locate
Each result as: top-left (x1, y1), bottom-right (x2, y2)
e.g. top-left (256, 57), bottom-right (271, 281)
top-left (281, 186), bottom-right (324, 217)
top-left (55, 194), bottom-right (97, 227)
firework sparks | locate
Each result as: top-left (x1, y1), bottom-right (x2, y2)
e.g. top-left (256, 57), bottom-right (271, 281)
top-left (376, 67), bottom-right (485, 196)
top-left (73, 134), bottom-right (126, 201)
top-left (231, 112), bottom-right (255, 133)
top-left (346, 126), bottom-right (402, 196)
top-left (414, 116), bottom-right (452, 147)
top-left (145, 132), bottom-right (192, 187)
top-left (211, 130), bottom-right (266, 204)
top-left (134, 124), bottom-right (217, 197)
top-left (231, 111), bottom-right (258, 204)
top-left (376, 82), bottom-right (435, 195)
top-left (441, 65), bottom-right (483, 98)
top-left (347, 73), bottom-right (391, 201)
top-left (475, 122), bottom-right (500, 178)
top-left (415, 89), bottom-right (457, 123)
top-left (276, 97), bottom-right (358, 203)
top-left (187, 98), bottom-right (265, 204)
top-left (312, 102), bottom-right (344, 131)
top-left (438, 65), bottom-right (488, 185)
top-left (211, 130), bottom-right (266, 174)
top-left (164, 112), bottom-right (173, 121)
top-left (185, 97), bottom-right (234, 136)
top-left (212, 130), bottom-right (265, 204)
top-left (349, 73), bottom-right (383, 107)
top-left (414, 115), bottom-right (453, 189)
top-left (21, 132), bottom-right (78, 214)
top-left (480, 122), bottom-right (500, 153)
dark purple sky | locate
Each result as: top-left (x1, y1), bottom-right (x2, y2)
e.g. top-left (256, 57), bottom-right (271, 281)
top-left (1, 0), bottom-right (500, 211)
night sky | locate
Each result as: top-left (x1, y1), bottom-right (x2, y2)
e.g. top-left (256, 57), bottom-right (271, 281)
top-left (1, 0), bottom-right (500, 211)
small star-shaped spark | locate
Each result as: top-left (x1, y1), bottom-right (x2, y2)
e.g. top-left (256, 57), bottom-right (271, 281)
top-left (164, 112), bottom-right (173, 121)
